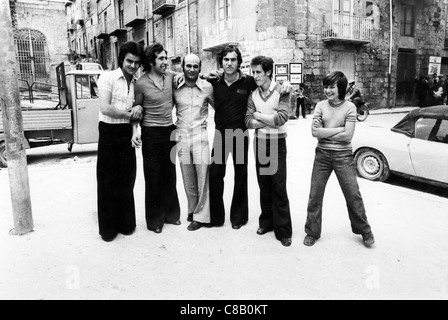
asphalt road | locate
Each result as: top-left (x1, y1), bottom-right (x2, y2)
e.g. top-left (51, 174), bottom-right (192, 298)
top-left (0, 111), bottom-right (447, 300)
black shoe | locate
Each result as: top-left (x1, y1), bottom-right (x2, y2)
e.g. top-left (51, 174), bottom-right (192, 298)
top-left (120, 229), bottom-right (135, 236)
top-left (257, 227), bottom-right (273, 235)
top-left (362, 232), bottom-right (375, 248)
top-left (303, 235), bottom-right (318, 246)
top-left (188, 221), bottom-right (205, 231)
top-left (232, 224), bottom-right (244, 230)
top-left (101, 234), bottom-right (117, 242)
top-left (166, 220), bottom-right (181, 226)
top-left (281, 238), bottom-right (292, 247)
top-left (148, 227), bottom-right (163, 234)
top-left (187, 213), bottom-right (194, 222)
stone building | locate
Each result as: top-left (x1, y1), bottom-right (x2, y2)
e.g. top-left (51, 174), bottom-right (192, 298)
top-left (64, 0), bottom-right (448, 109)
top-left (9, 0), bottom-right (70, 85)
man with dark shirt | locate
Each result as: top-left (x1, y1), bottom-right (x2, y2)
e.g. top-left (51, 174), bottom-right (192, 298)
top-left (207, 46), bottom-right (256, 229)
top-left (206, 45), bottom-right (291, 229)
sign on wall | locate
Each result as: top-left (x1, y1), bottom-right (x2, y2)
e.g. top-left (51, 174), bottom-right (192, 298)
top-left (274, 63), bottom-right (302, 84)
top-left (429, 56), bottom-right (442, 76)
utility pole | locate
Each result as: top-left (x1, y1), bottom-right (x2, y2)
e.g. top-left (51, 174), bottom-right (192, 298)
top-left (0, 0), bottom-right (34, 235)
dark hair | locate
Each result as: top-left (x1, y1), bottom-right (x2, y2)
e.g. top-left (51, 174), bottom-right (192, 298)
top-left (142, 42), bottom-right (167, 72)
top-left (217, 45), bottom-right (243, 68)
top-left (250, 56), bottom-right (274, 79)
top-left (323, 71), bottom-right (348, 100)
top-left (118, 41), bottom-right (145, 69)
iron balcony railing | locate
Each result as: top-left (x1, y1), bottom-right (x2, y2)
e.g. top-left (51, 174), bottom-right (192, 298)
top-left (323, 13), bottom-right (374, 43)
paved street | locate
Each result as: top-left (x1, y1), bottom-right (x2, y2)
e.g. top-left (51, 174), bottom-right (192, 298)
top-left (0, 110), bottom-right (447, 300)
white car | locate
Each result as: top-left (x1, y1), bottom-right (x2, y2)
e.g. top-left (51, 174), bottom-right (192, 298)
top-left (76, 62), bottom-right (103, 71)
top-left (352, 105), bottom-right (448, 188)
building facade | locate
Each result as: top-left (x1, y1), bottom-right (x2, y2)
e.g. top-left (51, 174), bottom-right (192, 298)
top-left (9, 0), bottom-right (69, 85)
top-left (61, 0), bottom-right (448, 108)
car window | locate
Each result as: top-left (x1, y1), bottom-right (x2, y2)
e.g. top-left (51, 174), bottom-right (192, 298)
top-left (75, 75), bottom-right (98, 99)
top-left (415, 118), bottom-right (448, 144)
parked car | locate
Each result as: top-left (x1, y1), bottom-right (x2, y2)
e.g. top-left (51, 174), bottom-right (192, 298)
top-left (352, 105), bottom-right (448, 188)
top-left (76, 62), bottom-right (103, 71)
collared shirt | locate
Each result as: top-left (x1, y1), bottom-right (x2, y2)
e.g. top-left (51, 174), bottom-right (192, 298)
top-left (208, 70), bottom-right (258, 131)
top-left (246, 81), bottom-right (290, 139)
top-left (97, 68), bottom-right (137, 124)
top-left (135, 71), bottom-right (176, 127)
top-left (174, 78), bottom-right (214, 130)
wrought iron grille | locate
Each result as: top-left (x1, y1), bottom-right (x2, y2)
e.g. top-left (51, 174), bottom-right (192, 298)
top-left (14, 28), bottom-right (50, 84)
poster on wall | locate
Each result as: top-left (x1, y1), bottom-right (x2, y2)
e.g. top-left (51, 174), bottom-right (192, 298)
top-left (429, 56), bottom-right (442, 75)
top-left (290, 74), bottom-right (302, 85)
top-left (290, 63), bottom-right (302, 74)
top-left (275, 64), bottom-right (289, 75)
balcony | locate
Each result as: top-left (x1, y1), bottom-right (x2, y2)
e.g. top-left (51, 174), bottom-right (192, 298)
top-left (322, 13), bottom-right (373, 45)
top-left (96, 22), bottom-right (109, 39)
top-left (202, 19), bottom-right (239, 52)
top-left (109, 17), bottom-right (127, 37)
top-left (124, 2), bottom-right (146, 27)
top-left (153, 0), bottom-right (176, 16)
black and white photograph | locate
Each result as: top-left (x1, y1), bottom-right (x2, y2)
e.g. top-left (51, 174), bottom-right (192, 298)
top-left (1, 0), bottom-right (448, 305)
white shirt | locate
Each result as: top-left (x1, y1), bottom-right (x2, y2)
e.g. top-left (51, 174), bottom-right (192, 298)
top-left (97, 68), bottom-right (137, 124)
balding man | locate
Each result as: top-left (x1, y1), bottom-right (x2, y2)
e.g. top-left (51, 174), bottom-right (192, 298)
top-left (174, 54), bottom-right (214, 231)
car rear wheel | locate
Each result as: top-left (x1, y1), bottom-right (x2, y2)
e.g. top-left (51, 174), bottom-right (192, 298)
top-left (354, 148), bottom-right (390, 182)
top-left (0, 142), bottom-right (7, 168)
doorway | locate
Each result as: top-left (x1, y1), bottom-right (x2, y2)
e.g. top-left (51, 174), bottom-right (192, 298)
top-left (396, 49), bottom-right (416, 106)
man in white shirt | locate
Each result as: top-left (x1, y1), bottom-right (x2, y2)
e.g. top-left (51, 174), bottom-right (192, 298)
top-left (174, 54), bottom-right (214, 231)
top-left (96, 41), bottom-right (144, 242)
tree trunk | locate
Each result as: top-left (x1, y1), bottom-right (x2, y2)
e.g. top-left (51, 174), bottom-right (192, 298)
top-left (0, 0), bottom-right (34, 235)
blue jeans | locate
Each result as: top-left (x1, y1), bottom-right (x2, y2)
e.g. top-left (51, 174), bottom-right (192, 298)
top-left (305, 148), bottom-right (371, 238)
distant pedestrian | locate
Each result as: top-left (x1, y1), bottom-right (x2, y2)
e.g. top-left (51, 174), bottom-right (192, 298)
top-left (415, 76), bottom-right (430, 107)
top-left (96, 41), bottom-right (145, 242)
top-left (295, 83), bottom-right (307, 119)
top-left (423, 84), bottom-right (444, 108)
top-left (174, 54), bottom-right (214, 231)
top-left (303, 71), bottom-right (374, 248)
top-left (245, 56), bottom-right (293, 247)
top-left (132, 43), bottom-right (181, 234)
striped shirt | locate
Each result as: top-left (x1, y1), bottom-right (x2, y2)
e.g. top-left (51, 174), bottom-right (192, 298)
top-left (97, 68), bottom-right (137, 124)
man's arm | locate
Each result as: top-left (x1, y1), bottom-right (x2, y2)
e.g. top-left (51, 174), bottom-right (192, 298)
top-left (245, 95), bottom-right (266, 129)
top-left (254, 91), bottom-right (290, 127)
top-left (98, 89), bottom-right (131, 120)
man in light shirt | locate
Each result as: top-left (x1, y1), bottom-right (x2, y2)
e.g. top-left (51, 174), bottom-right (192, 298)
top-left (174, 54), bottom-right (214, 231)
top-left (96, 41), bottom-right (144, 242)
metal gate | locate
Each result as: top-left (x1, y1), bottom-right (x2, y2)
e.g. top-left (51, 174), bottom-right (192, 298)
top-left (14, 28), bottom-right (49, 83)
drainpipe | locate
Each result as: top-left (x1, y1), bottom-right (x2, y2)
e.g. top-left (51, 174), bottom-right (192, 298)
top-left (186, 0), bottom-right (191, 53)
top-left (387, 0), bottom-right (393, 108)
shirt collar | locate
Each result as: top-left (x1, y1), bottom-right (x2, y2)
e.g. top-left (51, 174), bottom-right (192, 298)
top-left (114, 67), bottom-right (138, 83)
top-left (257, 80), bottom-right (277, 94)
top-left (177, 77), bottom-right (206, 91)
top-left (218, 69), bottom-right (247, 83)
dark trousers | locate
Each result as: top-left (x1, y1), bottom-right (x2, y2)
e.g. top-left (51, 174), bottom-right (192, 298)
top-left (305, 148), bottom-right (371, 238)
top-left (209, 129), bottom-right (249, 226)
top-left (255, 137), bottom-right (292, 240)
top-left (141, 125), bottom-right (180, 230)
top-left (97, 122), bottom-right (137, 239)
top-left (296, 97), bottom-right (306, 118)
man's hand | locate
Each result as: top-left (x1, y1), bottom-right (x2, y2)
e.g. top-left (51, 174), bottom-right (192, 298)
top-left (313, 117), bottom-right (323, 129)
top-left (131, 131), bottom-right (142, 148)
top-left (202, 70), bottom-right (223, 80)
top-left (130, 105), bottom-right (143, 121)
top-left (279, 80), bottom-right (293, 94)
top-left (173, 74), bottom-right (184, 88)
top-left (253, 111), bottom-right (263, 121)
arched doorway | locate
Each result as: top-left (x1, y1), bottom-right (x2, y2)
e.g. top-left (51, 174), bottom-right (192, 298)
top-left (14, 28), bottom-right (49, 83)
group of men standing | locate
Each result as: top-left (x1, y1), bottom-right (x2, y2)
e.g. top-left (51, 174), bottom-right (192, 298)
top-left (96, 40), bottom-right (374, 249)
top-left (96, 41), bottom-right (293, 247)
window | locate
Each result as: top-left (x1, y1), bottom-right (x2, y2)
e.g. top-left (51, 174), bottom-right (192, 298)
top-left (415, 118), bottom-right (448, 144)
top-left (334, 0), bottom-right (351, 14)
top-left (166, 16), bottom-right (174, 56)
top-left (218, 0), bottom-right (231, 31)
top-left (75, 75), bottom-right (98, 99)
top-left (400, 4), bottom-right (415, 37)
